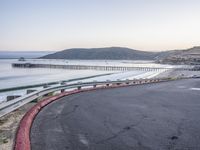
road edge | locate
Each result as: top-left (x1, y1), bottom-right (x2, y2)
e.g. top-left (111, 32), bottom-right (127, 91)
top-left (13, 78), bottom-right (178, 150)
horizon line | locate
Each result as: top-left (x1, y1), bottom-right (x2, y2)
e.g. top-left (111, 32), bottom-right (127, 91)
top-left (0, 45), bottom-right (199, 52)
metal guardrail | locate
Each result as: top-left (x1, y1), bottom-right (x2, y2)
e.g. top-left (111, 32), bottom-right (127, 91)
top-left (0, 78), bottom-right (175, 118)
top-left (0, 73), bottom-right (113, 93)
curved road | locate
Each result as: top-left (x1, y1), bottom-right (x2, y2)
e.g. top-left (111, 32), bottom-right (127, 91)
top-left (31, 79), bottom-right (200, 150)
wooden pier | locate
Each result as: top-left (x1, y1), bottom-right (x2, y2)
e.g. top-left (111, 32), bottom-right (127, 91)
top-left (12, 62), bottom-right (174, 71)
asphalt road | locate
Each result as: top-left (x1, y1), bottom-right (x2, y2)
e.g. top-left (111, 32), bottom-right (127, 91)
top-left (31, 79), bottom-right (200, 150)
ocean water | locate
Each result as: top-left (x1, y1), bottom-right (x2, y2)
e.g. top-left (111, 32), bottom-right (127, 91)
top-left (0, 59), bottom-right (115, 89)
top-left (0, 59), bottom-right (172, 102)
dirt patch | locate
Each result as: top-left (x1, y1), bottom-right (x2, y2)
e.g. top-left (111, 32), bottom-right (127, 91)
top-left (0, 103), bottom-right (35, 150)
top-left (0, 95), bottom-right (52, 150)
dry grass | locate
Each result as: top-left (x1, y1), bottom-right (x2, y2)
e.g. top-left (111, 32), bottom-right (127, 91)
top-left (0, 103), bottom-right (35, 150)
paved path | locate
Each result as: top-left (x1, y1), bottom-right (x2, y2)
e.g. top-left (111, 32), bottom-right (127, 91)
top-left (31, 79), bottom-right (200, 150)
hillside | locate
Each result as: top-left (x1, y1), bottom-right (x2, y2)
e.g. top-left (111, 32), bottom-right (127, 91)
top-left (158, 46), bottom-right (200, 65)
top-left (40, 46), bottom-right (200, 64)
top-left (40, 47), bottom-right (159, 60)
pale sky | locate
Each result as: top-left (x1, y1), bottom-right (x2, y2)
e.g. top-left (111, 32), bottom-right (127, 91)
top-left (0, 0), bottom-right (200, 51)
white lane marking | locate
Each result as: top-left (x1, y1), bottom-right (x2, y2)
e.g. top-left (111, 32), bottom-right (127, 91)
top-left (190, 88), bottom-right (200, 91)
top-left (78, 134), bottom-right (89, 146)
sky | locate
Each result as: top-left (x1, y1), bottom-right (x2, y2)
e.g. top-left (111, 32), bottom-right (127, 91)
top-left (0, 0), bottom-right (200, 51)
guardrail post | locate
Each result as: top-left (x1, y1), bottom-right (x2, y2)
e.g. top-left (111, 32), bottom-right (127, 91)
top-left (31, 99), bottom-right (39, 103)
top-left (27, 89), bottom-right (37, 94)
top-left (125, 79), bottom-right (130, 85)
top-left (7, 95), bottom-right (21, 101)
top-left (106, 80), bottom-right (111, 86)
top-left (43, 85), bottom-right (50, 88)
top-left (77, 86), bottom-right (81, 90)
top-left (60, 81), bottom-right (66, 85)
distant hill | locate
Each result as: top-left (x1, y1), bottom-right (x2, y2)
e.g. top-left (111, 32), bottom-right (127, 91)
top-left (0, 51), bottom-right (54, 59)
top-left (40, 47), bottom-right (159, 60)
top-left (158, 46), bottom-right (200, 65)
top-left (40, 46), bottom-right (200, 64)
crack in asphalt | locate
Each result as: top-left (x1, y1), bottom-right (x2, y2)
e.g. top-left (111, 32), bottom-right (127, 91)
top-left (103, 117), bottom-right (115, 135)
top-left (95, 115), bottom-right (147, 145)
top-left (167, 119), bottom-right (185, 150)
top-left (61, 105), bottom-right (79, 117)
top-left (49, 104), bottom-right (79, 120)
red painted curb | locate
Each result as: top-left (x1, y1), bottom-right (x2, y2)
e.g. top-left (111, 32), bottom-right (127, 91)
top-left (14, 89), bottom-right (83, 150)
top-left (14, 80), bottom-right (166, 150)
